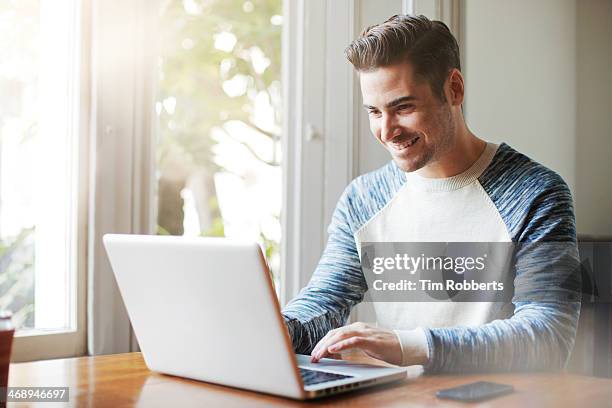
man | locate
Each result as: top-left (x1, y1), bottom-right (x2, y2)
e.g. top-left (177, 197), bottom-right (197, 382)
top-left (281, 15), bottom-right (580, 373)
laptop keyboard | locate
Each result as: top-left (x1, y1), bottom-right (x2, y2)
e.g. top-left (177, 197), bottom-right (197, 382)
top-left (299, 367), bottom-right (353, 386)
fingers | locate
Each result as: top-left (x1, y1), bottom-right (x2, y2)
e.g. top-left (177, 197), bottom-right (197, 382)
top-left (310, 328), bottom-right (339, 361)
top-left (311, 342), bottom-right (342, 362)
top-left (311, 323), bottom-right (370, 363)
top-left (311, 327), bottom-right (346, 361)
top-left (327, 336), bottom-right (367, 354)
top-left (311, 325), bottom-right (403, 366)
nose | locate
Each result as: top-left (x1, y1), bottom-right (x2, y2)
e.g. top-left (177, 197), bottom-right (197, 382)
top-left (380, 112), bottom-right (401, 143)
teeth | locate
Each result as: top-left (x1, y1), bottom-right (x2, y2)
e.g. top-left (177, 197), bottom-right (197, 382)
top-left (394, 136), bottom-right (419, 150)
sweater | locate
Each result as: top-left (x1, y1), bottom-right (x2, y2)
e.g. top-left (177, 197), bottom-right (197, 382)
top-left (282, 142), bottom-right (581, 373)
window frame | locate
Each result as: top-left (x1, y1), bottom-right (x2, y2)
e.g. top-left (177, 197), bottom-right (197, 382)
top-left (280, 0), bottom-right (464, 314)
top-left (10, 0), bottom-right (465, 361)
top-left (10, 0), bottom-right (90, 362)
top-left (85, 0), bottom-right (157, 356)
top-left (280, 0), bottom-right (410, 306)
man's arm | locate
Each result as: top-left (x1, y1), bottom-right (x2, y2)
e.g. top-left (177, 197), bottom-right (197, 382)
top-left (421, 301), bottom-right (580, 372)
top-left (282, 186), bottom-right (368, 354)
top-left (316, 174), bottom-right (582, 372)
top-left (416, 179), bottom-right (581, 373)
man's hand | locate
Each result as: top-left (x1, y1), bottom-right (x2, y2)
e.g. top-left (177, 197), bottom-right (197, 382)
top-left (310, 322), bottom-right (402, 365)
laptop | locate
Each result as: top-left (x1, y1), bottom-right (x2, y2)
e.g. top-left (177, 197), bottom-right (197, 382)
top-left (103, 234), bottom-right (407, 399)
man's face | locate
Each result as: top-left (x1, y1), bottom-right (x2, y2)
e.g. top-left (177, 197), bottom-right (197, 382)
top-left (360, 61), bottom-right (455, 173)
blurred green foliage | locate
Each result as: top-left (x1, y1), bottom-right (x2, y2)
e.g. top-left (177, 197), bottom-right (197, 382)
top-left (0, 0), bottom-right (38, 329)
top-left (156, 0), bottom-right (282, 274)
top-left (157, 0), bottom-right (282, 171)
top-left (0, 228), bottom-right (35, 329)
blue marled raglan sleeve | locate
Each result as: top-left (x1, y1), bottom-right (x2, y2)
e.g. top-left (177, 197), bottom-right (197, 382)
top-left (281, 163), bottom-right (403, 354)
top-left (282, 144), bottom-right (581, 372)
top-left (281, 185), bottom-right (368, 354)
top-left (424, 159), bottom-right (582, 373)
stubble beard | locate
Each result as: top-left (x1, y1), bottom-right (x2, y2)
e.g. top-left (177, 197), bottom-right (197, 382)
top-left (393, 103), bottom-right (455, 173)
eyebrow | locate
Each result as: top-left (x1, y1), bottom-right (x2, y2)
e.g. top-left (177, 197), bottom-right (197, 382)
top-left (363, 95), bottom-right (417, 110)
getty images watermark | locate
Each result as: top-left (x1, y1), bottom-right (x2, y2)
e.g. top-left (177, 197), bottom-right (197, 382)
top-left (360, 242), bottom-right (611, 303)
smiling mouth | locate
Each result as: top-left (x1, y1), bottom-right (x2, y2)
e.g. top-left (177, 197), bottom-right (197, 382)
top-left (391, 135), bottom-right (420, 151)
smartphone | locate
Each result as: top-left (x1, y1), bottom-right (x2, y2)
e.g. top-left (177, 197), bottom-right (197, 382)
top-left (436, 381), bottom-right (514, 402)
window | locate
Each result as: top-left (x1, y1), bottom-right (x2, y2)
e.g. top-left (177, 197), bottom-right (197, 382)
top-left (0, 0), bottom-right (86, 361)
top-left (155, 0), bottom-right (283, 284)
top-left (0, 0), bottom-right (443, 360)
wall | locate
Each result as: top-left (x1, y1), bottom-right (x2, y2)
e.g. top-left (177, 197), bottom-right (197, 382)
top-left (575, 0), bottom-right (612, 236)
top-left (463, 0), bottom-right (577, 192)
top-left (462, 0), bottom-right (612, 236)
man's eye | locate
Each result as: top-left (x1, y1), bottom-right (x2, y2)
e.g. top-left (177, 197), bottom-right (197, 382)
top-left (397, 104), bottom-right (414, 112)
top-left (368, 110), bottom-right (381, 116)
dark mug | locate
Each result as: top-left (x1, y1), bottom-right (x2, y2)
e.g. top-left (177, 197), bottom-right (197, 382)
top-left (0, 311), bottom-right (14, 406)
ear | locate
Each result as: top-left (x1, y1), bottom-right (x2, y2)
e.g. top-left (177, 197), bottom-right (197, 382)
top-left (447, 68), bottom-right (464, 106)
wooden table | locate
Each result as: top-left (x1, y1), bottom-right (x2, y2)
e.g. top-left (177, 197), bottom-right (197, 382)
top-left (7, 352), bottom-right (612, 407)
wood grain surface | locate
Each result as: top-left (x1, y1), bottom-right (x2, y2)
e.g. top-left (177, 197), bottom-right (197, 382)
top-left (7, 352), bottom-right (612, 407)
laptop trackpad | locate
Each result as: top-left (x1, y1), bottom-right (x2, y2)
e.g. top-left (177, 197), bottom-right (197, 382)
top-left (295, 354), bottom-right (406, 378)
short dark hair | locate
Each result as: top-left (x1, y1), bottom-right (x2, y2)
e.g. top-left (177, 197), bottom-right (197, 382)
top-left (344, 14), bottom-right (461, 101)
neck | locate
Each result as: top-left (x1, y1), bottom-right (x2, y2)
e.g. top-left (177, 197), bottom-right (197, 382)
top-left (415, 121), bottom-right (486, 179)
